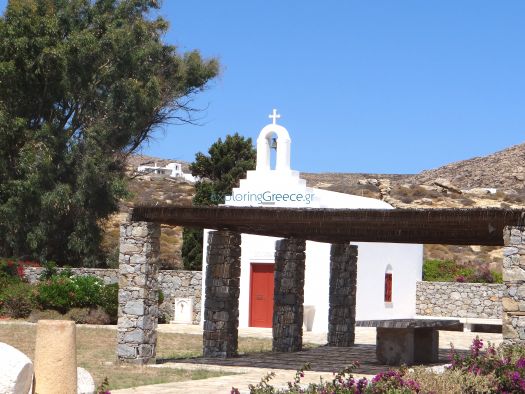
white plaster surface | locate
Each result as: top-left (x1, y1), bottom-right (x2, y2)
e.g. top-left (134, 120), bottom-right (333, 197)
top-left (201, 110), bottom-right (423, 332)
top-left (0, 342), bottom-right (34, 394)
top-left (171, 298), bottom-right (194, 324)
top-left (77, 367), bottom-right (95, 394)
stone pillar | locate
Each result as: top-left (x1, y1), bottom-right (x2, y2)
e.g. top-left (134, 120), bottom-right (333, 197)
top-left (328, 243), bottom-right (358, 346)
top-left (203, 230), bottom-right (241, 358)
top-left (117, 220), bottom-right (160, 365)
top-left (502, 226), bottom-right (525, 344)
top-left (273, 238), bottom-right (306, 352)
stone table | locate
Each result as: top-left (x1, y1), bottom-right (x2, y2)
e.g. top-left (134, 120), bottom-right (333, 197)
top-left (356, 319), bottom-right (463, 365)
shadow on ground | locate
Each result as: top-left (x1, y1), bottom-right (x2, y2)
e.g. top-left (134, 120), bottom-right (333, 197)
top-left (158, 345), bottom-right (469, 375)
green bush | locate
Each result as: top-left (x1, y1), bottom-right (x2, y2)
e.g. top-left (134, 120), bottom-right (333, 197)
top-left (0, 281), bottom-right (34, 318)
top-left (35, 275), bottom-right (109, 314)
top-left (69, 275), bottom-right (105, 308)
top-left (491, 271), bottom-right (503, 283)
top-left (423, 259), bottom-right (473, 282)
top-left (35, 276), bottom-right (76, 313)
top-left (99, 283), bottom-right (118, 322)
top-left (0, 259), bottom-right (19, 278)
top-left (423, 259), bottom-right (503, 283)
top-left (38, 260), bottom-right (58, 280)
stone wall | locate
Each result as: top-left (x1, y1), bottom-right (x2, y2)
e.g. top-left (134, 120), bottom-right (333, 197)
top-left (158, 270), bottom-right (202, 324)
top-left (416, 281), bottom-right (503, 319)
top-left (23, 267), bottom-right (119, 285)
top-left (22, 267), bottom-right (202, 324)
top-left (502, 226), bottom-right (525, 344)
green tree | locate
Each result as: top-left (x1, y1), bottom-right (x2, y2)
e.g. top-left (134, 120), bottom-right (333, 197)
top-left (0, 0), bottom-right (218, 266)
top-left (182, 133), bottom-right (256, 270)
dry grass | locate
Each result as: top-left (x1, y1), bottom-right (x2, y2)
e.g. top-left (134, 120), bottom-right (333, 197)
top-left (0, 323), bottom-right (268, 390)
top-left (406, 367), bottom-right (497, 393)
top-left (424, 244), bottom-right (503, 268)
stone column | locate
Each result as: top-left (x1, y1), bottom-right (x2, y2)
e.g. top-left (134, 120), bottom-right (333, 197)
top-left (117, 220), bottom-right (160, 365)
top-left (503, 226), bottom-right (525, 344)
top-left (34, 320), bottom-right (77, 393)
top-left (328, 243), bottom-right (358, 346)
top-left (203, 230), bottom-right (241, 358)
top-left (273, 238), bottom-right (306, 352)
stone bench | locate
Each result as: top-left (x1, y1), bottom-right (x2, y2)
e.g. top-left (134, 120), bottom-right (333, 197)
top-left (356, 319), bottom-right (463, 365)
top-left (416, 315), bottom-right (502, 333)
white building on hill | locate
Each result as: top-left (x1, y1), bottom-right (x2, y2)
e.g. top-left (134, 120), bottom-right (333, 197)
top-left (137, 162), bottom-right (196, 183)
top-left (201, 110), bottom-right (423, 333)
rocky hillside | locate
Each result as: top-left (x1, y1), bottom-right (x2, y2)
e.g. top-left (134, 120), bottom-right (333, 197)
top-left (102, 142), bottom-right (525, 272)
top-left (411, 142), bottom-right (525, 191)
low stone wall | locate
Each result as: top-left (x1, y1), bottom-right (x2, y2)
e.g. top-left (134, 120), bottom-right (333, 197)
top-left (22, 267), bottom-right (202, 324)
top-left (23, 267), bottom-right (119, 285)
top-left (416, 281), bottom-right (504, 319)
top-left (158, 270), bottom-right (202, 324)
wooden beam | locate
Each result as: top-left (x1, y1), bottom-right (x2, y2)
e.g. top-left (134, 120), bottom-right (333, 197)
top-left (131, 206), bottom-right (525, 246)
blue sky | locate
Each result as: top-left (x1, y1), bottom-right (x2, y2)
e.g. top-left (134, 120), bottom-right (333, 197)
top-left (2, 1), bottom-right (525, 174)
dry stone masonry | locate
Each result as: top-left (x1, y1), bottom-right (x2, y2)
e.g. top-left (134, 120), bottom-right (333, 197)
top-left (328, 244), bottom-right (358, 346)
top-left (273, 238), bottom-right (306, 353)
top-left (416, 282), bottom-right (503, 319)
top-left (203, 230), bottom-right (241, 358)
top-left (117, 220), bottom-right (161, 365)
top-left (503, 226), bottom-right (525, 344)
top-left (23, 267), bottom-right (119, 285)
top-left (23, 267), bottom-right (202, 323)
top-left (158, 270), bottom-right (202, 323)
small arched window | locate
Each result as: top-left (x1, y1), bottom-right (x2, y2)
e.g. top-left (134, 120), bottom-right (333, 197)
top-left (384, 265), bottom-right (393, 303)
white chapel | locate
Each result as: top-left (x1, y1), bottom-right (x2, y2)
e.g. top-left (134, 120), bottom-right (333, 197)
top-left (201, 110), bottom-right (423, 333)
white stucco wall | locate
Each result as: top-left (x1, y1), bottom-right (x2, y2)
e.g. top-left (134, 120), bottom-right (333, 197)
top-left (353, 242), bottom-right (423, 320)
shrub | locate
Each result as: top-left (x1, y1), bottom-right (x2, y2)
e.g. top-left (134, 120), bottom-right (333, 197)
top-left (38, 260), bottom-right (58, 280)
top-left (35, 274), bottom-right (107, 313)
top-left (468, 268), bottom-right (503, 284)
top-left (99, 283), bottom-right (118, 323)
top-left (0, 258), bottom-right (23, 279)
top-left (448, 337), bottom-right (525, 392)
top-left (236, 339), bottom-right (525, 394)
top-left (406, 367), bottom-right (497, 393)
top-left (36, 276), bottom-right (77, 312)
top-left (69, 275), bottom-right (105, 308)
top-left (423, 259), bottom-right (474, 282)
top-left (0, 281), bottom-right (34, 318)
top-left (422, 259), bottom-right (501, 283)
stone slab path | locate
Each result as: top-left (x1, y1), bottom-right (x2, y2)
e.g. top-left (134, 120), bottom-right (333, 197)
top-left (112, 324), bottom-right (503, 394)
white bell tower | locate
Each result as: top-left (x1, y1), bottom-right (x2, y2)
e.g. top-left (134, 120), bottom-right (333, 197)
top-left (256, 109), bottom-right (292, 172)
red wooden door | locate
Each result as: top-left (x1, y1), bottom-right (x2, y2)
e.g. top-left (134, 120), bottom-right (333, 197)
top-left (249, 263), bottom-right (274, 328)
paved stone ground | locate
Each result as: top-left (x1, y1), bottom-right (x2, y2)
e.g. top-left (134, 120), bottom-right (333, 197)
top-left (112, 324), bottom-right (503, 394)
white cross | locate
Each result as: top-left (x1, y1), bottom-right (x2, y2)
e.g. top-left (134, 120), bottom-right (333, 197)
top-left (269, 109), bottom-right (281, 125)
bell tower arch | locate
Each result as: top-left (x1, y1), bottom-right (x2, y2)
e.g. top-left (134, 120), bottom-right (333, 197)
top-left (256, 109), bottom-right (292, 172)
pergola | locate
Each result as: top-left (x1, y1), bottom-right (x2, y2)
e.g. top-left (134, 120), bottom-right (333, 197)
top-left (131, 206), bottom-right (525, 245)
top-left (116, 206), bottom-right (525, 364)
